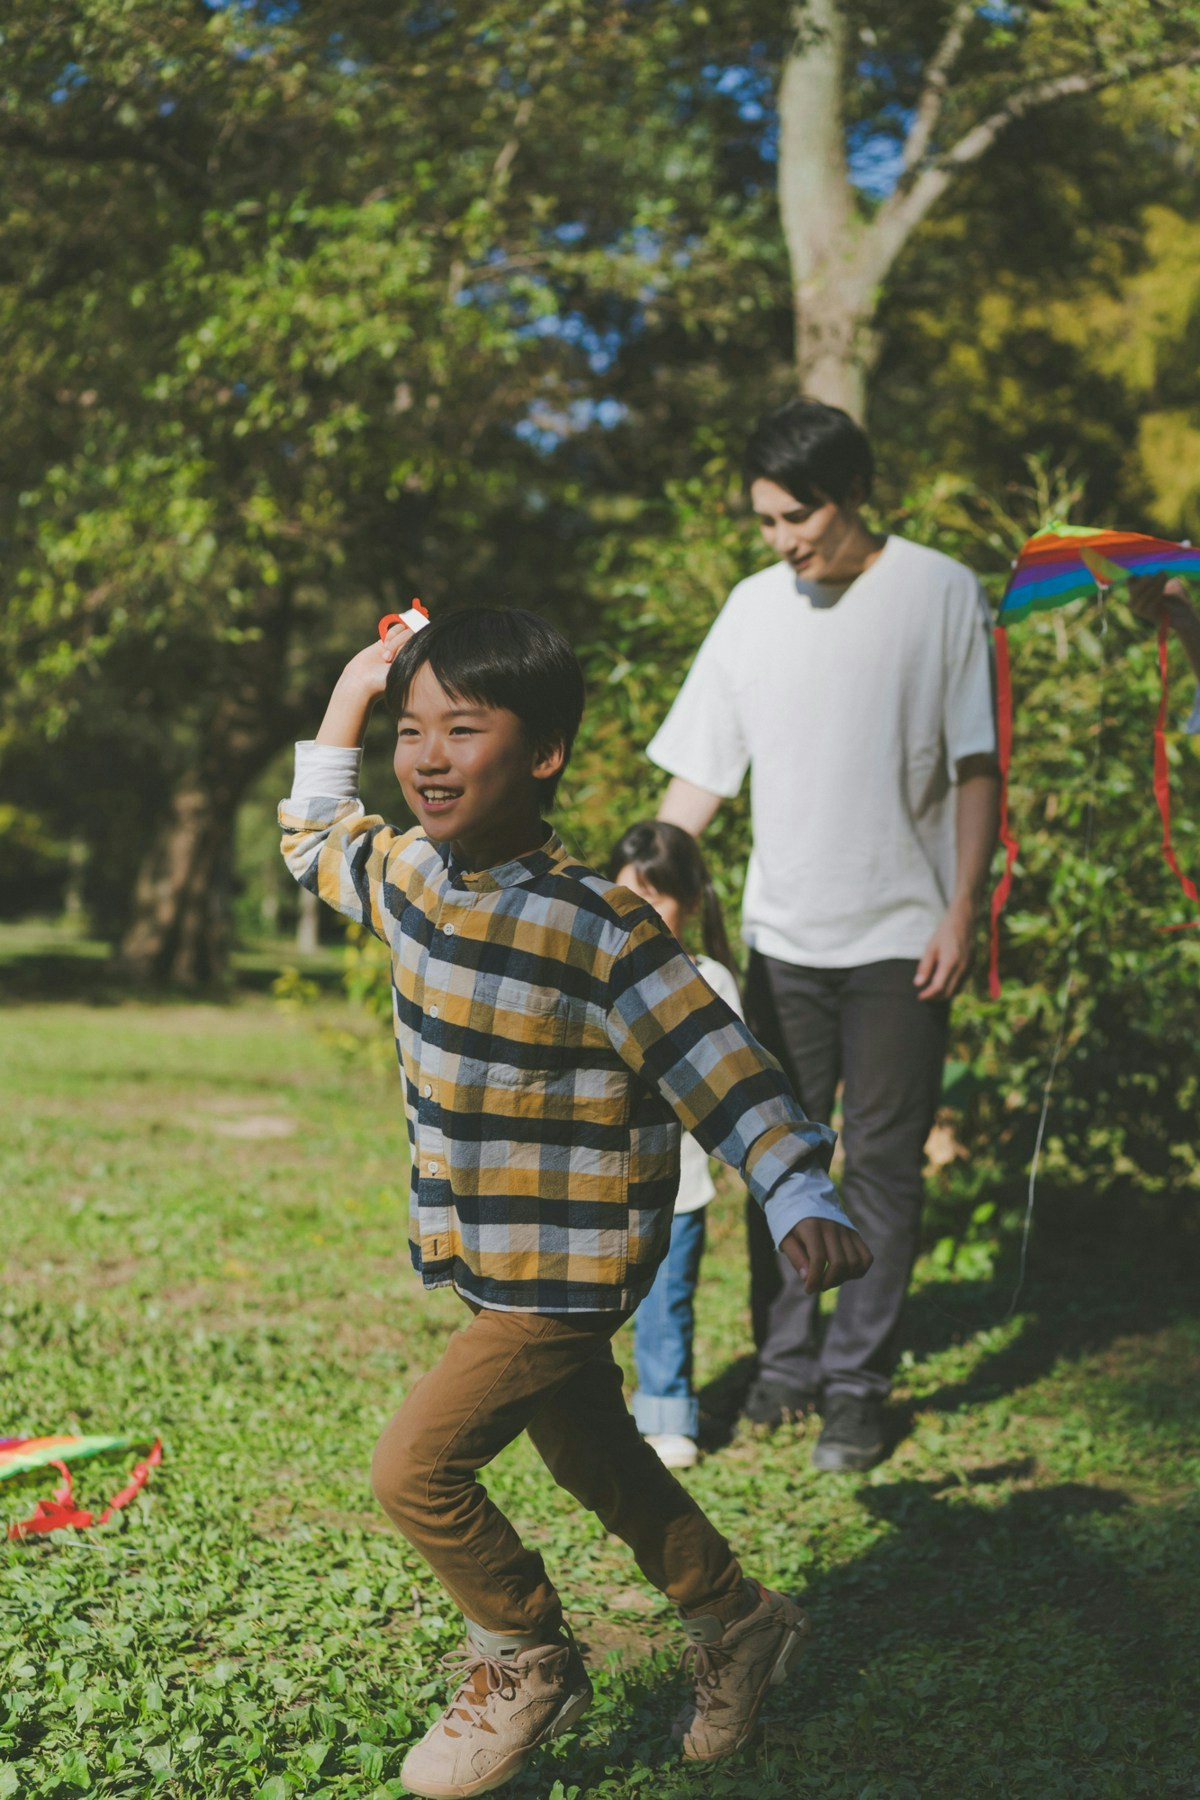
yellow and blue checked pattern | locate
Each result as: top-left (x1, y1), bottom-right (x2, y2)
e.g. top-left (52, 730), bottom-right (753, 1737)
top-left (279, 795), bottom-right (836, 1313)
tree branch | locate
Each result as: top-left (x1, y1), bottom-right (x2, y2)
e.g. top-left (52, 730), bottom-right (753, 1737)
top-left (0, 118), bottom-right (207, 196)
top-left (864, 44), bottom-right (1200, 294)
top-left (492, 63), bottom-right (541, 183)
top-left (492, 94), bottom-right (535, 179)
top-left (944, 45), bottom-right (1200, 177)
top-left (900, 1), bottom-right (975, 179)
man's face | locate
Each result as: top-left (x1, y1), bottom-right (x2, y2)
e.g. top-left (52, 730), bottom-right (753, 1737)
top-left (750, 477), bottom-right (864, 582)
top-left (393, 661), bottom-right (560, 856)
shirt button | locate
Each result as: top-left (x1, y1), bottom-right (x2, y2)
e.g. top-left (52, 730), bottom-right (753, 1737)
top-left (427, 1161), bottom-right (439, 1175)
top-left (429, 1004), bottom-right (439, 1017)
top-left (443, 922), bottom-right (455, 936)
top-left (422, 1083), bottom-right (432, 1098)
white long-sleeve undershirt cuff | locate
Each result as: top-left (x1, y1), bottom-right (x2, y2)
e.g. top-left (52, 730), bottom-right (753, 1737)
top-left (763, 1167), bottom-right (854, 1249)
top-left (289, 741), bottom-right (363, 801)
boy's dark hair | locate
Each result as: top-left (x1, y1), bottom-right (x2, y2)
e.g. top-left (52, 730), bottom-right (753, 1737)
top-left (385, 607), bottom-right (586, 807)
top-left (743, 398), bottom-right (873, 507)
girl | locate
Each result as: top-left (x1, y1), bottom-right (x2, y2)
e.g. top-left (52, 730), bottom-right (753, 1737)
top-left (608, 820), bottom-right (744, 1469)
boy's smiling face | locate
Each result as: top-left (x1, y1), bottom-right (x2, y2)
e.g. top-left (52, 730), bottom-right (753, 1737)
top-left (393, 661), bottom-right (564, 870)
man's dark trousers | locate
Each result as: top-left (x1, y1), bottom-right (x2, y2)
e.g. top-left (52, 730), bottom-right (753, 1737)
top-left (744, 952), bottom-right (949, 1402)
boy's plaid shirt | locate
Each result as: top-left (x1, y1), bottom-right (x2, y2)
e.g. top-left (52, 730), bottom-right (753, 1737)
top-left (280, 776), bottom-right (839, 1314)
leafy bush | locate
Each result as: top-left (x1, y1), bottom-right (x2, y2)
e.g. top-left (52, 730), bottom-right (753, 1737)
top-left (897, 466), bottom-right (1199, 1210)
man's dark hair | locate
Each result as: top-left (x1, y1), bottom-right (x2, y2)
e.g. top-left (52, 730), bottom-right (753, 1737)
top-left (385, 607), bottom-right (586, 807)
top-left (743, 398), bottom-right (874, 507)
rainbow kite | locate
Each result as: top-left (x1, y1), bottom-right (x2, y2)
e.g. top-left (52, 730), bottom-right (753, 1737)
top-left (1, 1433), bottom-right (162, 1539)
top-left (990, 524), bottom-right (1200, 994)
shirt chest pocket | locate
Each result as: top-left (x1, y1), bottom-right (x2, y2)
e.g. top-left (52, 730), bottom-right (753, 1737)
top-left (473, 977), bottom-right (569, 1089)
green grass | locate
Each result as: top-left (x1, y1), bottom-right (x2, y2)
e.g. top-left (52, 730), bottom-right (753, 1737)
top-left (2, 986), bottom-right (1197, 1799)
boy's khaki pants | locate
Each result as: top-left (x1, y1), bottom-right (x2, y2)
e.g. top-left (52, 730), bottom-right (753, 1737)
top-left (370, 1303), bottom-right (746, 1638)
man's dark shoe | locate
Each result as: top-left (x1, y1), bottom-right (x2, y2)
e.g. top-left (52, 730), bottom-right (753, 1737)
top-left (741, 1377), bottom-right (819, 1429)
top-left (811, 1392), bottom-right (887, 1472)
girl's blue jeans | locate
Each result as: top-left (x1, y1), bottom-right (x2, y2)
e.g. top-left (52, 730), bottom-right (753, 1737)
top-left (632, 1208), bottom-right (707, 1438)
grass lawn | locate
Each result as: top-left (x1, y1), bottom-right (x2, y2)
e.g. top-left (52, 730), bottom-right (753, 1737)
top-left (2, 982), bottom-right (1197, 1798)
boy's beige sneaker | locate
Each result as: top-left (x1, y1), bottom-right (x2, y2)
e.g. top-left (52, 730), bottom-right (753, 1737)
top-left (400, 1621), bottom-right (592, 1799)
top-left (672, 1580), bottom-right (812, 1762)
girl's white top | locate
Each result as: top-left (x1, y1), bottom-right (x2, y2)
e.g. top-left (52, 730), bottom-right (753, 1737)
top-left (676, 955), bottom-right (744, 1214)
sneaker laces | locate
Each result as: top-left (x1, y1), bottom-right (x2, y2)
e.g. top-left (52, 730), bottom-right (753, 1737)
top-left (678, 1639), bottom-right (731, 1718)
top-left (438, 1648), bottom-right (521, 1730)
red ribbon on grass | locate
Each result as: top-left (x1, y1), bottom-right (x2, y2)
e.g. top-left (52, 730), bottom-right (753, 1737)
top-left (7, 1439), bottom-right (163, 1540)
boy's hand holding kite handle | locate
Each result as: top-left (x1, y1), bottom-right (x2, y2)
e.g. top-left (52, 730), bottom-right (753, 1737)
top-left (315, 602), bottom-right (430, 750)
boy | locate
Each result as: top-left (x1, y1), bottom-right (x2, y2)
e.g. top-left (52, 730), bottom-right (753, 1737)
top-left (279, 606), bottom-right (871, 1799)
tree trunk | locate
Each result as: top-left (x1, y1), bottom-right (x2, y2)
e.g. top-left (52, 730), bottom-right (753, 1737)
top-left (117, 766), bottom-right (241, 987)
top-left (116, 624), bottom-right (296, 986)
top-left (774, 3), bottom-right (1194, 420)
top-left (777, 0), bottom-right (873, 417)
top-left (295, 886), bottom-right (320, 955)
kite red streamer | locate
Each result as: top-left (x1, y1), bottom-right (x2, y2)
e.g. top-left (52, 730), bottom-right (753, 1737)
top-left (6, 1439), bottom-right (162, 1540)
top-left (988, 626), bottom-right (1018, 1000)
top-left (1154, 619), bottom-right (1200, 928)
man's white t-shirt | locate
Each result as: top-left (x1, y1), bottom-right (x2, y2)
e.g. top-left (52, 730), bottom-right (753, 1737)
top-left (647, 536), bottom-right (997, 969)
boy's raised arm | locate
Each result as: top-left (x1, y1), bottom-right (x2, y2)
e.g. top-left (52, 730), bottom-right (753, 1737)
top-left (278, 623), bottom-right (416, 941)
top-left (314, 621), bottom-right (410, 748)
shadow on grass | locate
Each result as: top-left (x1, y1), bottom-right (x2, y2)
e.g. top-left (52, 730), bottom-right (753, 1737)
top-left (508, 1470), bottom-right (1196, 1798)
top-left (896, 1220), bottom-right (1199, 1441)
top-left (698, 1216), bottom-right (1200, 1463)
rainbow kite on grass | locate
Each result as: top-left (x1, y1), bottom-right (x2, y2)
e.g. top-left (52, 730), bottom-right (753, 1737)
top-left (1, 1434), bottom-right (162, 1539)
top-left (989, 524), bottom-right (1200, 994)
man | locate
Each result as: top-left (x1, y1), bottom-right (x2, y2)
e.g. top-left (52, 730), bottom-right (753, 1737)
top-left (648, 399), bottom-right (999, 1472)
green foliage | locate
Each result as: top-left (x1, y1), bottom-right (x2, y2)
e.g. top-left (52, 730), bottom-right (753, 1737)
top-left (923, 467), bottom-right (1200, 1204)
top-left (340, 927), bottom-right (393, 1033)
top-left (0, 2), bottom-right (789, 969)
top-left (1, 991), bottom-right (1196, 1797)
top-left (950, 611), bottom-right (1200, 1202)
top-left (271, 965), bottom-right (321, 1012)
top-left (5, 2), bottom-right (1200, 980)
top-left (563, 473), bottom-right (759, 929)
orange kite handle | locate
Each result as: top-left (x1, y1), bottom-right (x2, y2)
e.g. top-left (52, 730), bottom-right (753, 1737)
top-left (378, 599), bottom-right (429, 640)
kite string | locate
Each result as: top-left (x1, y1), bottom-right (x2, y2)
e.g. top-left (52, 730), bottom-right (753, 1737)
top-left (1005, 588), bottom-right (1108, 1319)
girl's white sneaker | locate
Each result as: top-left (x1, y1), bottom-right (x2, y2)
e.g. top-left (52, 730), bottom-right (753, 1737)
top-left (646, 1433), bottom-right (699, 1469)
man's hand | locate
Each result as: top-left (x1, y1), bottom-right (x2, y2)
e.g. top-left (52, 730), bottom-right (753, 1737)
top-left (780, 1218), bottom-right (872, 1296)
top-left (1128, 573), bottom-right (1200, 685)
top-left (1128, 573), bottom-right (1187, 626)
top-left (914, 900), bottom-right (973, 1001)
